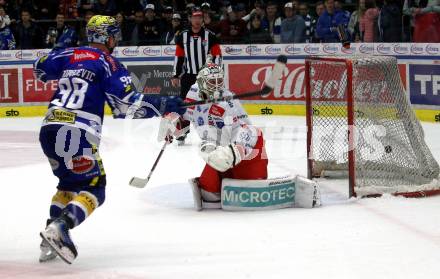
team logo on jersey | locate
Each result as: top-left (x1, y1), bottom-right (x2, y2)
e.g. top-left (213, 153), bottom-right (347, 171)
top-left (71, 49), bottom-right (100, 63)
top-left (46, 109), bottom-right (76, 124)
top-left (209, 104), bottom-right (225, 117)
top-left (197, 117), bottom-right (204, 126)
top-left (70, 155), bottom-right (96, 174)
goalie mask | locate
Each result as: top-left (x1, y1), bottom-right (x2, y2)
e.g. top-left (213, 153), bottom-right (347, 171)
top-left (196, 63), bottom-right (224, 100)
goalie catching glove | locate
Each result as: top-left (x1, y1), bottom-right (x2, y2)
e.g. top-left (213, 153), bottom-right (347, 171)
top-left (157, 112), bottom-right (188, 142)
top-left (199, 141), bottom-right (245, 172)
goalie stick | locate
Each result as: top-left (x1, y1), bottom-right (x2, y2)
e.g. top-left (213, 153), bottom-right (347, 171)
top-left (181, 55), bottom-right (288, 108)
top-left (129, 140), bottom-right (169, 188)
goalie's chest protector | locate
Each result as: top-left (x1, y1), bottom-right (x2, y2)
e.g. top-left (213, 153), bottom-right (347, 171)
top-left (184, 88), bottom-right (249, 146)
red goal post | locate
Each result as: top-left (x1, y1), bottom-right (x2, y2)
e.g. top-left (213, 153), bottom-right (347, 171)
top-left (305, 56), bottom-right (440, 198)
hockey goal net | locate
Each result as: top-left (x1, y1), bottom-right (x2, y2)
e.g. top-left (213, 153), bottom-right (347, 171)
top-left (305, 56), bottom-right (440, 197)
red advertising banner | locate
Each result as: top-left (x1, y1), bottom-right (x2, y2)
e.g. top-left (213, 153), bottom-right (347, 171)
top-left (228, 63), bottom-right (406, 101)
top-left (22, 68), bottom-right (57, 102)
top-left (0, 69), bottom-right (19, 103)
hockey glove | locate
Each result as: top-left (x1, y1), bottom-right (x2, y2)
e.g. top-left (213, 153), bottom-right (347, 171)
top-left (158, 112), bottom-right (187, 142)
top-left (199, 141), bottom-right (244, 172)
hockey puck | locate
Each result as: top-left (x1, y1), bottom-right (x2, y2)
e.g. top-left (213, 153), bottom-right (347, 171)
top-left (385, 145), bottom-right (392, 153)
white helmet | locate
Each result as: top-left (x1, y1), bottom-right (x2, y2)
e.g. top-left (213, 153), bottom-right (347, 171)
top-left (196, 59), bottom-right (224, 100)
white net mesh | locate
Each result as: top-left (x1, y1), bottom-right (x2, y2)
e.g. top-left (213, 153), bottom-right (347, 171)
top-left (307, 56), bottom-right (440, 197)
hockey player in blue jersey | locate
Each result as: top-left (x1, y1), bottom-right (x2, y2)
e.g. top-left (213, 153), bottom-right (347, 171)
top-left (36, 15), bottom-right (185, 264)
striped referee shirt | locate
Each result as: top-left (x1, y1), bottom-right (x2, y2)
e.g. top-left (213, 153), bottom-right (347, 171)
top-left (173, 27), bottom-right (222, 77)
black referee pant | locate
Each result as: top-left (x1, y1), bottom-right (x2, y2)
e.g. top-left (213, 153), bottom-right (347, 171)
top-left (180, 73), bottom-right (198, 99)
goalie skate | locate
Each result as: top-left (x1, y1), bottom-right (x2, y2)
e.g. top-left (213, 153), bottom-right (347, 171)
top-left (40, 219), bottom-right (78, 264)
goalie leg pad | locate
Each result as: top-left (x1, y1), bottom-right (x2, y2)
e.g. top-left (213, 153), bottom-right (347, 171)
top-left (220, 175), bottom-right (321, 211)
top-left (221, 176), bottom-right (296, 211)
top-left (294, 176), bottom-right (321, 208)
top-left (188, 178), bottom-right (202, 211)
top-left (189, 178), bottom-right (221, 211)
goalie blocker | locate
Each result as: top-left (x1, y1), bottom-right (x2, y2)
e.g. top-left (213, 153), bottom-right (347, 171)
top-left (189, 175), bottom-right (321, 211)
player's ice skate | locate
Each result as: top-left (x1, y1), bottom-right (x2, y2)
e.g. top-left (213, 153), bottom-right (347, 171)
top-left (39, 239), bottom-right (57, 262)
top-left (40, 219), bottom-right (78, 264)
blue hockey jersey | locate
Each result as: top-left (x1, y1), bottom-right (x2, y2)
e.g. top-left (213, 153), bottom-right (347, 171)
top-left (34, 46), bottom-right (181, 138)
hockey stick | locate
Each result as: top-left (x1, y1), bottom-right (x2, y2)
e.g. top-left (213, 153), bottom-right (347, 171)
top-left (181, 55), bottom-right (288, 108)
top-left (129, 140), bottom-right (169, 188)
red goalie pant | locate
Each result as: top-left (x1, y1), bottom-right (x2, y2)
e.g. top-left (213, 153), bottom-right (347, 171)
top-left (199, 134), bottom-right (268, 196)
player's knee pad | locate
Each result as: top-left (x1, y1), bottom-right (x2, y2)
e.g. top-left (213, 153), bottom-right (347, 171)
top-left (84, 185), bottom-right (106, 207)
top-left (64, 190), bottom-right (101, 227)
top-left (50, 190), bottom-right (78, 218)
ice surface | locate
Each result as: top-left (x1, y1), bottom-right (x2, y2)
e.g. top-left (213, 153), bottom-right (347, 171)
top-left (1, 116), bottom-right (440, 279)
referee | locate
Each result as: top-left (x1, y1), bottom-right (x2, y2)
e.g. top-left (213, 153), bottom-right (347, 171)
top-left (171, 8), bottom-right (222, 144)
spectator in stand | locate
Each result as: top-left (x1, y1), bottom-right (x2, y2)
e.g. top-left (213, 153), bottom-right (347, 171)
top-left (93, 0), bottom-right (117, 16)
top-left (46, 13), bottom-right (78, 49)
top-left (235, 3), bottom-right (248, 19)
top-left (379, 0), bottom-right (403, 42)
top-left (78, 10), bottom-right (95, 45)
top-left (59, 0), bottom-right (79, 18)
top-left (162, 13), bottom-right (182, 44)
top-left (359, 0), bottom-right (379, 42)
top-left (201, 2), bottom-right (211, 12)
top-left (128, 9), bottom-right (144, 45)
top-left (77, 0), bottom-right (94, 17)
top-left (280, 2), bottom-right (306, 43)
top-left (403, 0), bottom-right (440, 42)
top-left (243, 1), bottom-right (266, 19)
top-left (335, 0), bottom-right (351, 18)
top-left (0, 6), bottom-right (11, 23)
top-left (13, 9), bottom-right (44, 49)
top-left (0, 0), bottom-right (18, 21)
top-left (115, 11), bottom-right (132, 45)
top-left (298, 2), bottom-right (317, 42)
top-left (315, 1), bottom-right (325, 17)
top-left (262, 1), bottom-right (282, 43)
top-left (348, 0), bottom-right (366, 42)
top-left (118, 0), bottom-right (143, 18)
top-left (35, 0), bottom-right (59, 20)
top-left (316, 0), bottom-right (350, 42)
top-left (15, 0), bottom-right (38, 19)
top-left (218, 5), bottom-right (247, 44)
top-left (292, 0), bottom-right (300, 10)
top-left (204, 11), bottom-right (219, 34)
top-left (159, 6), bottom-right (173, 34)
top-left (141, 4), bottom-right (160, 45)
top-left (0, 9), bottom-right (15, 50)
top-left (242, 0), bottom-right (266, 29)
top-left (247, 14), bottom-right (273, 43)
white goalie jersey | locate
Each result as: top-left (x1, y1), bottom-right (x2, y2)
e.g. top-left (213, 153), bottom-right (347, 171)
top-left (183, 84), bottom-right (260, 156)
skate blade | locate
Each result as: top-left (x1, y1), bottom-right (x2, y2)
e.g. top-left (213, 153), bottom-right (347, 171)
top-left (40, 232), bottom-right (75, 265)
top-left (129, 177), bottom-right (149, 188)
top-left (39, 252), bottom-right (57, 263)
top-left (39, 239), bottom-right (57, 263)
